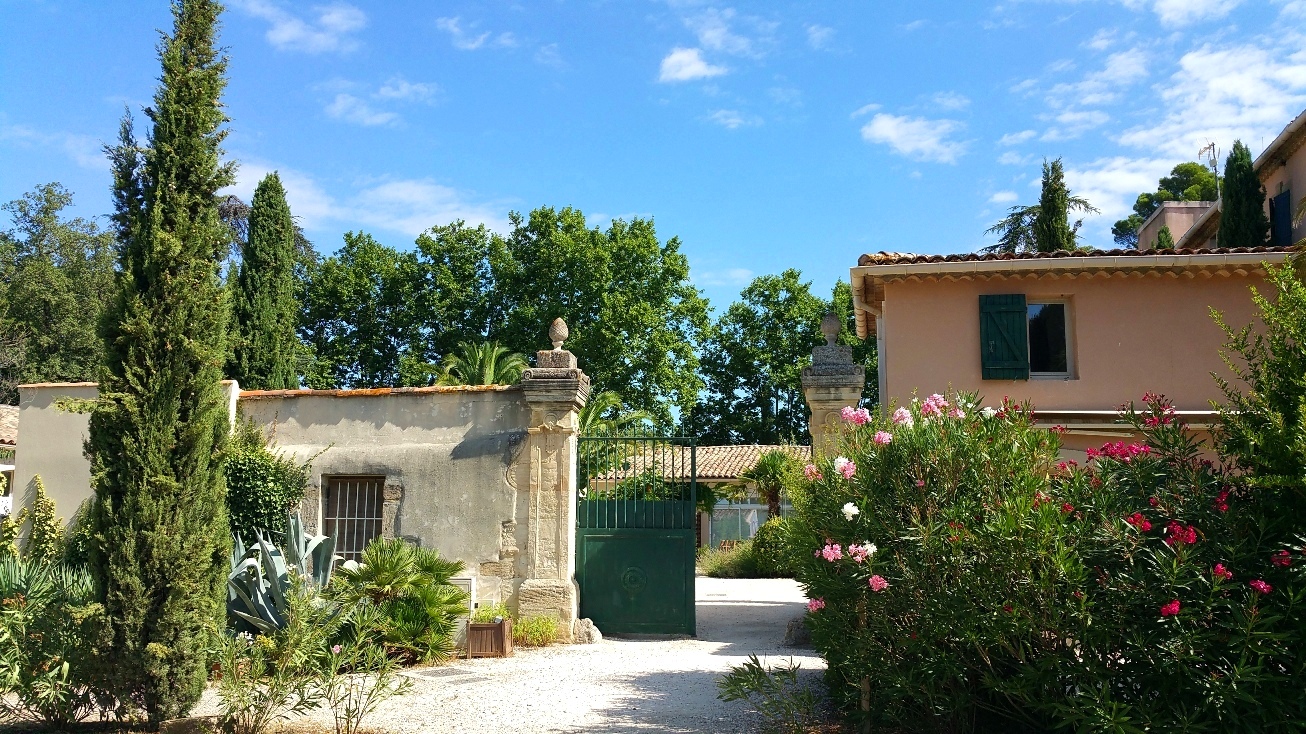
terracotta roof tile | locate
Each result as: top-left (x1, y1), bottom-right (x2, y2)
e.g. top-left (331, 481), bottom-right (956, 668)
top-left (857, 245), bottom-right (1299, 267)
top-left (0, 405), bottom-right (16, 447)
top-left (595, 444), bottom-right (811, 482)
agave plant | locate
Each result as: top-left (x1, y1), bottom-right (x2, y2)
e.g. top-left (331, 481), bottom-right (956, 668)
top-left (227, 512), bottom-right (339, 634)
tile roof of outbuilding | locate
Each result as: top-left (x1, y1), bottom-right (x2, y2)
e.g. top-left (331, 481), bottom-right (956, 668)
top-left (0, 405), bottom-right (17, 447)
top-left (596, 444), bottom-right (811, 482)
top-left (857, 245), bottom-right (1298, 267)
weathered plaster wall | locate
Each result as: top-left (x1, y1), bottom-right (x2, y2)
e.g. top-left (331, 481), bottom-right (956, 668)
top-left (880, 273), bottom-right (1265, 413)
top-left (1137, 201), bottom-right (1214, 250)
top-left (13, 383), bottom-right (98, 529)
top-left (239, 386), bottom-right (532, 607)
top-left (1261, 144), bottom-right (1306, 244)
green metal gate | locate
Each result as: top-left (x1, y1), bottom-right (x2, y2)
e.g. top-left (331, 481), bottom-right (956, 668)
top-left (576, 433), bottom-right (697, 636)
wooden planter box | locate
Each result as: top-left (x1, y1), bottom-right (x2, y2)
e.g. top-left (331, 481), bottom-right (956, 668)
top-left (467, 619), bottom-right (513, 658)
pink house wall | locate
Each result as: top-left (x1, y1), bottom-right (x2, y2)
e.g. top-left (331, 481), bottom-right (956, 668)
top-left (881, 274), bottom-right (1267, 414)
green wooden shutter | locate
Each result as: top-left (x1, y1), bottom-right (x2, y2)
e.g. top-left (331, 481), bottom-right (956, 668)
top-left (979, 294), bottom-right (1029, 380)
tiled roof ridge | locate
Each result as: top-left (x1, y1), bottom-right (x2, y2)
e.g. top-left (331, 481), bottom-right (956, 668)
top-left (857, 245), bottom-right (1299, 267)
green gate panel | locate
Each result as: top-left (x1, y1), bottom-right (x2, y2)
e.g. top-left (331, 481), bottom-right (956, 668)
top-left (577, 527), bottom-right (696, 636)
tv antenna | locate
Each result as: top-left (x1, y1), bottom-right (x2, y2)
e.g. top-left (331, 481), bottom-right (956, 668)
top-left (1198, 142), bottom-right (1220, 199)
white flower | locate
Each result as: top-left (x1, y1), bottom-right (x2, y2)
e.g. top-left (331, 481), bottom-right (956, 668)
top-left (981, 406), bottom-right (998, 419)
top-left (863, 542), bottom-right (877, 555)
top-left (842, 502), bottom-right (860, 521)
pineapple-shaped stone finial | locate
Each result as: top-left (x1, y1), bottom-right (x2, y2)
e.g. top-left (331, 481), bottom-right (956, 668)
top-left (549, 318), bottom-right (569, 350)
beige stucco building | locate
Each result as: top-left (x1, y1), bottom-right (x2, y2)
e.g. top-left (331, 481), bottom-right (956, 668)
top-left (850, 246), bottom-right (1297, 457)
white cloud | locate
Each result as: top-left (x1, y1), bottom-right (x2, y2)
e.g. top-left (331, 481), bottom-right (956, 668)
top-left (806, 23), bottom-right (834, 49)
top-left (1046, 48), bottom-right (1149, 108)
top-left (325, 94), bottom-right (398, 126)
top-left (434, 17), bottom-right (515, 50)
top-left (1153, 0), bottom-right (1243, 27)
top-left (535, 44), bottom-right (565, 68)
top-left (683, 8), bottom-right (776, 58)
top-left (694, 267), bottom-right (755, 287)
top-left (989, 191), bottom-right (1019, 204)
top-left (1117, 41), bottom-right (1306, 158)
top-left (998, 151), bottom-right (1034, 166)
top-left (769, 86), bottom-right (802, 106)
top-left (932, 91), bottom-right (971, 110)
top-left (374, 77), bottom-right (437, 102)
top-left (850, 103), bottom-right (881, 118)
top-left (708, 109), bottom-right (762, 129)
top-left (860, 114), bottom-right (968, 164)
top-left (1064, 156), bottom-right (1175, 222)
top-left (233, 1), bottom-right (366, 54)
top-left (226, 161), bottom-right (509, 236)
top-left (658, 47), bottom-right (728, 82)
top-left (900, 19), bottom-right (927, 31)
top-left (0, 124), bottom-right (106, 171)
top-left (999, 130), bottom-right (1037, 146)
top-left (1085, 28), bottom-right (1115, 51)
top-left (1042, 109), bottom-right (1112, 140)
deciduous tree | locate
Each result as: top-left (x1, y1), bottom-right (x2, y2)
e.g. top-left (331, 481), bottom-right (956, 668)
top-left (86, 0), bottom-right (234, 721)
top-left (1111, 162), bottom-right (1220, 247)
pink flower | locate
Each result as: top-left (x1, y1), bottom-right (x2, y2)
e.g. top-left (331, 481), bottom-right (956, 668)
top-left (803, 463), bottom-right (823, 481)
top-left (1272, 550), bottom-right (1292, 568)
top-left (891, 407), bottom-right (914, 426)
top-left (1148, 497), bottom-right (1160, 507)
top-left (915, 479), bottom-right (925, 488)
top-left (1249, 579), bottom-right (1273, 595)
top-left (834, 457), bottom-right (856, 480)
top-left (920, 393), bottom-right (948, 419)
top-left (806, 597), bottom-right (825, 612)
top-left (840, 406), bottom-right (871, 425)
top-left (331, 644), bottom-right (342, 655)
top-left (1061, 503), bottom-right (1074, 514)
top-left (868, 575), bottom-right (889, 592)
top-left (848, 542), bottom-right (877, 563)
top-left (1160, 599), bottom-right (1181, 617)
top-left (1212, 563), bottom-right (1233, 582)
top-left (1164, 521), bottom-right (1197, 547)
top-left (820, 544), bottom-right (843, 562)
top-left (948, 407), bottom-right (966, 419)
top-left (873, 431), bottom-right (893, 445)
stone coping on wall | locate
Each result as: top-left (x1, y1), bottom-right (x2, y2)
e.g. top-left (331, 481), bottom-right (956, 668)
top-left (239, 384), bottom-right (524, 400)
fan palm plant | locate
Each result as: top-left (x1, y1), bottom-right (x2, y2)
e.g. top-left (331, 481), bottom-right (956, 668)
top-left (739, 449), bottom-right (800, 518)
top-left (435, 342), bottom-right (528, 386)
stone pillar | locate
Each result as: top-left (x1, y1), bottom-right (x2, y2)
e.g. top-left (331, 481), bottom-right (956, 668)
top-left (516, 318), bottom-right (590, 642)
top-left (801, 312), bottom-right (866, 458)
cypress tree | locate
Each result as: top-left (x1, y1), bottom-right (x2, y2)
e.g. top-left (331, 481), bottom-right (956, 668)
top-left (1156, 224), bottom-right (1176, 250)
top-left (87, 0), bottom-right (234, 722)
top-left (230, 172), bottom-right (299, 390)
top-left (1033, 158), bottom-right (1075, 252)
top-left (1218, 140), bottom-right (1270, 248)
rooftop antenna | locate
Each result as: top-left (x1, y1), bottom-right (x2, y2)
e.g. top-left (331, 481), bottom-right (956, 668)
top-left (1198, 141), bottom-right (1220, 199)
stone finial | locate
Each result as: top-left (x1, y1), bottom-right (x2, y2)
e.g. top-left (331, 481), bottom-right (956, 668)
top-left (820, 311), bottom-right (841, 346)
top-left (549, 318), bottom-right (569, 351)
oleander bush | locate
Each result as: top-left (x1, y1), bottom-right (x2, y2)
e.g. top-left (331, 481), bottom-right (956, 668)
top-left (789, 391), bottom-right (1306, 732)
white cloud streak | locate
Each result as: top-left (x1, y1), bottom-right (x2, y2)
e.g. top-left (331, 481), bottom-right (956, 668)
top-left (860, 114), bottom-right (968, 164)
top-left (233, 1), bottom-right (366, 54)
top-left (658, 47), bottom-right (728, 82)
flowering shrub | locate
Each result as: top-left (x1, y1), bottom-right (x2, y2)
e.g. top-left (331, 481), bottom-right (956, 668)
top-left (789, 391), bottom-right (1306, 732)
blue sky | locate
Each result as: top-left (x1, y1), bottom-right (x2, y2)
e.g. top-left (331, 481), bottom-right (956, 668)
top-left (3, 0), bottom-right (1305, 309)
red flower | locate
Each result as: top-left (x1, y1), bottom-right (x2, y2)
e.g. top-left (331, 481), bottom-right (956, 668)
top-left (1212, 563), bottom-right (1233, 581)
top-left (1125, 513), bottom-right (1152, 532)
top-left (1002, 604), bottom-right (1013, 613)
top-left (1061, 503), bottom-right (1074, 514)
top-left (1164, 521), bottom-right (1197, 546)
top-left (1272, 550), bottom-right (1292, 568)
top-left (1250, 579), bottom-right (1273, 595)
top-left (1214, 489), bottom-right (1231, 513)
top-left (1160, 599), bottom-right (1181, 617)
top-left (1148, 497), bottom-right (1160, 507)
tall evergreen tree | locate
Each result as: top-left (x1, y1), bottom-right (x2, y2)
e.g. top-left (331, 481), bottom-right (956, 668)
top-left (1218, 140), bottom-right (1270, 248)
top-left (230, 172), bottom-right (299, 390)
top-left (86, 0), bottom-right (234, 722)
top-left (1033, 158), bottom-right (1076, 252)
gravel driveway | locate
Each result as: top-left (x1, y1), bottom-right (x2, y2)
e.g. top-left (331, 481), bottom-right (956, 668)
top-left (204, 577), bottom-right (824, 733)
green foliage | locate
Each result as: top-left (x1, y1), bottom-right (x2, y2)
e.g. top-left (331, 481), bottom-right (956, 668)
top-left (513, 616), bottom-right (559, 647)
top-left (695, 269), bottom-right (826, 444)
top-left (86, 1), bottom-right (235, 720)
top-left (300, 210), bottom-right (710, 426)
top-left (230, 172), bottom-right (300, 391)
top-left (225, 419), bottom-right (311, 543)
top-left (792, 392), bottom-right (1305, 731)
top-left (1214, 261), bottom-right (1306, 515)
top-left (0, 183), bottom-right (115, 404)
top-left (830, 280), bottom-right (878, 405)
top-left (332, 537), bottom-right (469, 665)
top-left (0, 557), bottom-right (109, 727)
top-left (985, 158), bottom-right (1098, 254)
top-left (60, 499), bottom-right (94, 569)
top-left (434, 341), bottom-right (528, 386)
top-left (20, 475), bottom-right (63, 562)
top-left (578, 390), bottom-right (651, 437)
top-left (698, 540), bottom-right (760, 578)
top-left (1112, 161), bottom-right (1220, 247)
top-left (750, 517), bottom-right (790, 577)
top-left (471, 601), bottom-right (511, 623)
top-left (1219, 140), bottom-right (1271, 248)
top-left (228, 512), bottom-right (338, 634)
top-left (1155, 223), bottom-right (1176, 249)
top-left (322, 631), bottom-right (410, 734)
top-left (741, 449), bottom-right (800, 517)
top-left (717, 655), bottom-right (821, 734)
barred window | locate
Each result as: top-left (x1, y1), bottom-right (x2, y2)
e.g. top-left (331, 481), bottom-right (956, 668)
top-left (323, 476), bottom-right (384, 562)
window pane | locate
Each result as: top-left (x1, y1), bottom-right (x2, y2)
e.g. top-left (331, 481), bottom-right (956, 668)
top-left (1028, 303), bottom-right (1068, 373)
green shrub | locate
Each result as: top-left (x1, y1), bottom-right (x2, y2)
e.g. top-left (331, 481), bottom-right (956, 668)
top-left (698, 540), bottom-right (760, 578)
top-left (512, 615), bottom-right (559, 647)
top-left (792, 391), bottom-right (1306, 732)
top-left (225, 419), bottom-right (313, 543)
top-left (60, 499), bottom-right (94, 569)
top-left (0, 557), bottom-right (109, 726)
top-left (332, 538), bottom-right (469, 664)
top-left (471, 601), bottom-right (510, 623)
top-left (717, 655), bottom-right (821, 734)
top-left (750, 517), bottom-right (790, 577)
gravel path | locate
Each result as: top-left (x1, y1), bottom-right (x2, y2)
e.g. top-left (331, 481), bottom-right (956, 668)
top-left (200, 577), bottom-right (824, 733)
